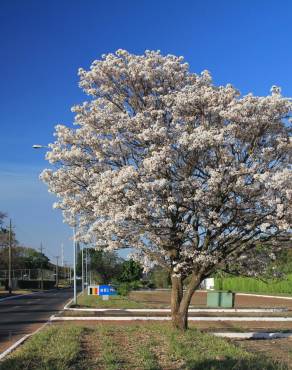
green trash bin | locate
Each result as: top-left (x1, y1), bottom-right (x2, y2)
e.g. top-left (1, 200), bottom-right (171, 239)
top-left (207, 291), bottom-right (235, 308)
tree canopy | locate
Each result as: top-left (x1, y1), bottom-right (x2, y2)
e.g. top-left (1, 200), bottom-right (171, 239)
top-left (42, 50), bottom-right (291, 329)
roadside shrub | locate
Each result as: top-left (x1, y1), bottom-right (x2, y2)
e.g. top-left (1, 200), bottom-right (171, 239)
top-left (129, 280), bottom-right (143, 290)
top-left (117, 282), bottom-right (132, 296)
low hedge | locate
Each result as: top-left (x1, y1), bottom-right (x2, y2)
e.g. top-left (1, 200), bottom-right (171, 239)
top-left (215, 274), bottom-right (292, 295)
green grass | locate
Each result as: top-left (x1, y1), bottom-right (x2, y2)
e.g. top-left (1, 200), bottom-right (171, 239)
top-left (0, 323), bottom-right (288, 369)
top-left (215, 274), bottom-right (292, 295)
top-left (0, 325), bottom-right (83, 370)
top-left (97, 325), bottom-right (124, 370)
top-left (74, 292), bottom-right (149, 309)
top-left (167, 328), bottom-right (284, 370)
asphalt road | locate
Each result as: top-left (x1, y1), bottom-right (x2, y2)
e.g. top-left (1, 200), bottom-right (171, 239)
top-left (0, 288), bottom-right (73, 353)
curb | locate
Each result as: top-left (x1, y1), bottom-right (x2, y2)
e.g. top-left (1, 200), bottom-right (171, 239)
top-left (0, 335), bottom-right (30, 361)
top-left (237, 293), bottom-right (292, 300)
top-left (213, 332), bottom-right (292, 339)
top-left (50, 315), bottom-right (292, 322)
top-left (0, 321), bottom-right (50, 361)
top-left (63, 291), bottom-right (83, 310)
top-left (0, 289), bottom-right (69, 361)
top-left (64, 307), bottom-right (287, 313)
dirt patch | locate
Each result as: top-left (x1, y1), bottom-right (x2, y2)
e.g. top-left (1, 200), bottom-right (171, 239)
top-left (130, 290), bottom-right (292, 310)
top-left (235, 294), bottom-right (292, 309)
top-left (78, 328), bottom-right (101, 369)
top-left (234, 338), bottom-right (292, 369)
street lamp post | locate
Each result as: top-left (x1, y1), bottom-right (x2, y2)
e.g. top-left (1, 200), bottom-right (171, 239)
top-left (32, 144), bottom-right (48, 149)
top-left (55, 256), bottom-right (59, 289)
top-left (73, 226), bottom-right (77, 305)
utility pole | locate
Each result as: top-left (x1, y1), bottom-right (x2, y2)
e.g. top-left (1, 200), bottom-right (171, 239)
top-left (55, 256), bottom-right (59, 288)
top-left (8, 219), bottom-right (12, 294)
top-left (39, 243), bottom-right (44, 291)
top-left (61, 243), bottom-right (64, 267)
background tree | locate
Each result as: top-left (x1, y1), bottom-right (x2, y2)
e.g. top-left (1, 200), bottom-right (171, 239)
top-left (76, 249), bottom-right (123, 283)
top-left (148, 266), bottom-right (171, 288)
top-left (119, 259), bottom-right (143, 283)
top-left (22, 248), bottom-right (49, 270)
top-left (0, 245), bottom-right (49, 271)
top-left (42, 50), bottom-right (291, 330)
top-left (0, 212), bottom-right (6, 227)
top-left (0, 212), bottom-right (17, 248)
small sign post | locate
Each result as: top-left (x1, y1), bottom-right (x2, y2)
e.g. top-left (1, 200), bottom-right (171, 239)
top-left (88, 285), bottom-right (117, 298)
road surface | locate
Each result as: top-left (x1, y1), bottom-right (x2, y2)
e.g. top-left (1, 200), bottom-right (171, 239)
top-left (0, 288), bottom-right (73, 353)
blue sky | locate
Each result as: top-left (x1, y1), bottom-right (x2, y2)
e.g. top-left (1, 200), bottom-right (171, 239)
top-left (1, 0), bottom-right (292, 264)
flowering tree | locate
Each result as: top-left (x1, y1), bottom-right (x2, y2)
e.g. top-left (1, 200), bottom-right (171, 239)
top-left (42, 50), bottom-right (291, 330)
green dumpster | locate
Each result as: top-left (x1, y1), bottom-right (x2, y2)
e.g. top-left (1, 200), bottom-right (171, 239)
top-left (207, 291), bottom-right (235, 308)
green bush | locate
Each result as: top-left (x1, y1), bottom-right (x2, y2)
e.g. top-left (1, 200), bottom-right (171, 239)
top-left (111, 279), bottom-right (143, 296)
top-left (116, 282), bottom-right (132, 296)
top-left (129, 280), bottom-right (143, 290)
top-left (215, 274), bottom-right (292, 294)
top-left (119, 259), bottom-right (143, 282)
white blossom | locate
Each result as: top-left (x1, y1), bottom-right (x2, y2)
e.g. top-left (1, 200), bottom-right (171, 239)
top-left (41, 49), bottom-right (292, 283)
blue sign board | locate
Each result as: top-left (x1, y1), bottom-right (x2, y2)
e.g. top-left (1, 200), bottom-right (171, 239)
top-left (98, 285), bottom-right (117, 296)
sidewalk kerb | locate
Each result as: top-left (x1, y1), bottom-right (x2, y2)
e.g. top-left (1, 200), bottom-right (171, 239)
top-left (0, 335), bottom-right (30, 361)
top-left (63, 307), bottom-right (288, 313)
top-left (213, 332), bottom-right (292, 339)
top-left (0, 291), bottom-right (68, 361)
top-left (237, 293), bottom-right (292, 300)
top-left (50, 315), bottom-right (292, 322)
top-left (0, 319), bottom-right (51, 361)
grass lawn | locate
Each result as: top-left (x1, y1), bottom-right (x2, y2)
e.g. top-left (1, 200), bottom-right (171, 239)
top-left (0, 323), bottom-right (288, 370)
top-left (74, 293), bottom-right (154, 309)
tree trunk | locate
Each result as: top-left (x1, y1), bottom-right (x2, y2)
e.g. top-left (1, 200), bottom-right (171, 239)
top-left (171, 274), bottom-right (185, 329)
top-left (171, 272), bottom-right (202, 331)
